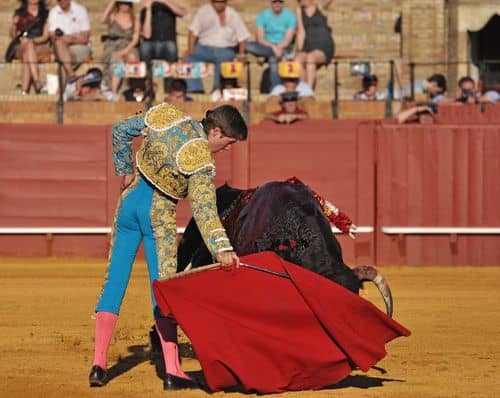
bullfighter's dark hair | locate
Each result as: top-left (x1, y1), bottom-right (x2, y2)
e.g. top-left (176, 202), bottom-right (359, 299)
top-left (201, 105), bottom-right (248, 141)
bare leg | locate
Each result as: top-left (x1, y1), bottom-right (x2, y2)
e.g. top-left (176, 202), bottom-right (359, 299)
top-left (23, 40), bottom-right (42, 91)
top-left (53, 39), bottom-right (76, 86)
top-left (305, 50), bottom-right (326, 89)
top-left (294, 52), bottom-right (307, 83)
top-left (111, 75), bottom-right (121, 94)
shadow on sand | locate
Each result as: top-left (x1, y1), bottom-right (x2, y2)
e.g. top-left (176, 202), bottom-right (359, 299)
top-left (106, 344), bottom-right (150, 382)
top-left (108, 341), bottom-right (405, 394)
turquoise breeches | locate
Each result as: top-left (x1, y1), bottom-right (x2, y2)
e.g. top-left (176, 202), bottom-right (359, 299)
top-left (96, 174), bottom-right (178, 317)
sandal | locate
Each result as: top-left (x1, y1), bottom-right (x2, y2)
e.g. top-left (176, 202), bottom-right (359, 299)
top-left (34, 80), bottom-right (43, 94)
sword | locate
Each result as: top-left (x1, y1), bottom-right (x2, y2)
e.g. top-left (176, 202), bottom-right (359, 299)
top-left (240, 262), bottom-right (291, 280)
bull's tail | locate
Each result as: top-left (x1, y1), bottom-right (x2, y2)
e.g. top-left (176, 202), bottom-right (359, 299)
top-left (352, 265), bottom-right (393, 317)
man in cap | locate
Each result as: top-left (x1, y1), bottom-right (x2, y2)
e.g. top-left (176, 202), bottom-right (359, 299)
top-left (67, 67), bottom-right (118, 102)
top-left (265, 90), bottom-right (308, 123)
top-left (246, 0), bottom-right (297, 90)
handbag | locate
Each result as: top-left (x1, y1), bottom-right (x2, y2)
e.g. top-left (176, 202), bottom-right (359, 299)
top-left (5, 35), bottom-right (21, 63)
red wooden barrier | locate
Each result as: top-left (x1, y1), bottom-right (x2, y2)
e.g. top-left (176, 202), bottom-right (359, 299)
top-left (2, 120), bottom-right (500, 266)
top-left (435, 103), bottom-right (500, 125)
top-left (376, 122), bottom-right (500, 265)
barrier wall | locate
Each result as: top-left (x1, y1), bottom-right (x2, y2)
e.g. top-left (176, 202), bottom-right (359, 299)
top-left (1, 120), bottom-right (499, 265)
top-left (376, 122), bottom-right (500, 265)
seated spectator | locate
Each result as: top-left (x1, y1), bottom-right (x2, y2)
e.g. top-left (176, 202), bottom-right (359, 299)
top-left (265, 91), bottom-right (308, 123)
top-left (269, 61), bottom-right (314, 98)
top-left (48, 0), bottom-right (91, 87)
top-left (455, 76), bottom-right (499, 104)
top-left (210, 77), bottom-right (248, 102)
top-left (9, 0), bottom-right (51, 94)
top-left (139, 0), bottom-right (186, 63)
top-left (122, 77), bottom-right (154, 102)
top-left (164, 78), bottom-right (193, 103)
top-left (246, 0), bottom-right (297, 91)
top-left (184, 0), bottom-right (250, 93)
top-left (294, 0), bottom-right (334, 89)
top-left (67, 67), bottom-right (118, 102)
top-left (424, 73), bottom-right (447, 104)
top-left (101, 0), bottom-right (141, 94)
top-left (396, 73), bottom-right (447, 122)
top-left (353, 74), bottom-right (385, 100)
top-left (210, 61), bottom-right (246, 102)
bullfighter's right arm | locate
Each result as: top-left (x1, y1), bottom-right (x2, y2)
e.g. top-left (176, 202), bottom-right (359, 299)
top-left (112, 112), bottom-right (146, 176)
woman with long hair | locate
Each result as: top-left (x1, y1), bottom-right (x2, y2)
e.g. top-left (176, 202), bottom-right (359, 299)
top-left (9, 0), bottom-right (50, 94)
top-left (294, 0), bottom-right (334, 89)
top-left (101, 0), bottom-right (141, 93)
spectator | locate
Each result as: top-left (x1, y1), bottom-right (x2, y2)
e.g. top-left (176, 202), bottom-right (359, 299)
top-left (269, 61), bottom-right (314, 98)
top-left (164, 78), bottom-right (193, 103)
top-left (396, 103), bottom-right (435, 124)
top-left (67, 67), bottom-right (118, 102)
top-left (455, 76), bottom-right (500, 104)
top-left (397, 73), bottom-right (447, 122)
top-left (210, 77), bottom-right (247, 102)
top-left (294, 0), bottom-right (334, 89)
top-left (101, 0), bottom-right (141, 94)
top-left (424, 73), bottom-right (447, 104)
top-left (184, 0), bottom-right (250, 93)
top-left (139, 0), bottom-right (186, 63)
top-left (246, 0), bottom-right (297, 91)
top-left (353, 74), bottom-right (385, 100)
top-left (48, 0), bottom-right (91, 87)
top-left (265, 90), bottom-right (308, 123)
top-left (9, 0), bottom-right (51, 94)
top-left (122, 77), bottom-right (155, 102)
top-left (210, 61), bottom-right (246, 102)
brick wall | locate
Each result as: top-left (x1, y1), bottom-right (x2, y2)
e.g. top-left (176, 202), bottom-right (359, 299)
top-left (1, 0), bottom-right (488, 98)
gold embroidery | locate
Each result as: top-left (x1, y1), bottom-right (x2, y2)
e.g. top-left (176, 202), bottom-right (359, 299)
top-left (188, 173), bottom-right (233, 255)
top-left (145, 103), bottom-right (187, 131)
top-left (177, 139), bottom-right (215, 176)
top-left (150, 191), bottom-right (178, 278)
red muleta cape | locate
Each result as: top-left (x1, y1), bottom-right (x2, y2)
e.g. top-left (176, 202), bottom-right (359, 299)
top-left (153, 251), bottom-right (410, 393)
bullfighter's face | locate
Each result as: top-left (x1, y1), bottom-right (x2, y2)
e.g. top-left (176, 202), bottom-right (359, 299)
top-left (207, 127), bottom-right (238, 153)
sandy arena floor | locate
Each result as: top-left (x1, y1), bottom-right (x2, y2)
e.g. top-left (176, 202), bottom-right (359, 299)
top-left (0, 258), bottom-right (499, 398)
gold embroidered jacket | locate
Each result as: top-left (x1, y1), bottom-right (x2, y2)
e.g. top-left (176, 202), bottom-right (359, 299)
top-left (112, 103), bottom-right (233, 256)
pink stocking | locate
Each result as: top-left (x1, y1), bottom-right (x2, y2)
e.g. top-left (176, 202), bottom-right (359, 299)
top-left (155, 317), bottom-right (190, 379)
top-left (92, 311), bottom-right (118, 369)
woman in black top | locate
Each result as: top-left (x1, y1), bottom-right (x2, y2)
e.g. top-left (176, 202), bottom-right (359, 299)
top-left (294, 0), bottom-right (334, 89)
top-left (9, 0), bottom-right (50, 94)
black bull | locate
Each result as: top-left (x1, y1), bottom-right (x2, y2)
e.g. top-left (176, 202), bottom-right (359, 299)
top-left (177, 181), bottom-right (393, 316)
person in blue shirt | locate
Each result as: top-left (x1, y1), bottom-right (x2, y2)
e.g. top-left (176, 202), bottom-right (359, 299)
top-left (246, 0), bottom-right (297, 90)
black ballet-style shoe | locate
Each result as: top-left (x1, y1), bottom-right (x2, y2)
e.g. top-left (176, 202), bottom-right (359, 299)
top-left (163, 373), bottom-right (199, 390)
top-left (89, 365), bottom-right (108, 387)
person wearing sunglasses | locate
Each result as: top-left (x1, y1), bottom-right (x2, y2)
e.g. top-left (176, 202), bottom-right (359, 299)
top-left (246, 0), bottom-right (297, 91)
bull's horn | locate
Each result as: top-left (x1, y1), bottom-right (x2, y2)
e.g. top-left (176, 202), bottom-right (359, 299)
top-left (352, 265), bottom-right (393, 317)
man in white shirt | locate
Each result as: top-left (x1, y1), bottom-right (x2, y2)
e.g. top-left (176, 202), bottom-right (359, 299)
top-left (48, 0), bottom-right (91, 86)
top-left (184, 0), bottom-right (250, 93)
